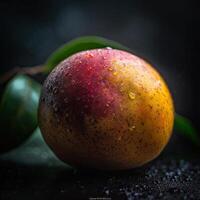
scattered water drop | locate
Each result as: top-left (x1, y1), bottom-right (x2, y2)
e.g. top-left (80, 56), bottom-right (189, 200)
top-left (105, 190), bottom-right (110, 195)
top-left (128, 91), bottom-right (136, 100)
top-left (66, 128), bottom-right (70, 133)
top-left (53, 87), bottom-right (58, 94)
top-left (106, 47), bottom-right (112, 50)
top-left (156, 80), bottom-right (162, 88)
top-left (89, 53), bottom-right (94, 57)
top-left (113, 71), bottom-right (118, 76)
top-left (118, 136), bottom-right (122, 141)
top-left (129, 125), bottom-right (136, 131)
top-left (71, 80), bottom-right (76, 85)
top-left (60, 67), bottom-right (64, 72)
top-left (86, 53), bottom-right (94, 58)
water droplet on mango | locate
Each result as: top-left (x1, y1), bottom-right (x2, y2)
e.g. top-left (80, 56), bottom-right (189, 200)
top-left (113, 71), bottom-right (118, 76)
top-left (128, 91), bottom-right (136, 100)
top-left (129, 125), bottom-right (136, 131)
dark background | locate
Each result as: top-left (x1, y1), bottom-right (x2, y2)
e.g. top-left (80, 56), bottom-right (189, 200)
top-left (0, 0), bottom-right (200, 199)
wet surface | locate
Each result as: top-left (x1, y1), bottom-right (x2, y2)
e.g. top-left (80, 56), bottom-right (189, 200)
top-left (0, 129), bottom-right (199, 200)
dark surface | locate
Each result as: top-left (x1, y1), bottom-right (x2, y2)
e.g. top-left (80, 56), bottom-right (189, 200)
top-left (0, 129), bottom-right (199, 200)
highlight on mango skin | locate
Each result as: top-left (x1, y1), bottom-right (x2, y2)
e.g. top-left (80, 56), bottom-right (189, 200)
top-left (38, 48), bottom-right (174, 170)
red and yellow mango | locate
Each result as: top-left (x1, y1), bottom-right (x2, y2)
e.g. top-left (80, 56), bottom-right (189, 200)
top-left (38, 48), bottom-right (174, 170)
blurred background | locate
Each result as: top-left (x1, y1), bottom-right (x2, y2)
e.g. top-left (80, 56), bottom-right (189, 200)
top-left (0, 0), bottom-right (199, 131)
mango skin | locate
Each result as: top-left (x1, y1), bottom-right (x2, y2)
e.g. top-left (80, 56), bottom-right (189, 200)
top-left (38, 48), bottom-right (174, 170)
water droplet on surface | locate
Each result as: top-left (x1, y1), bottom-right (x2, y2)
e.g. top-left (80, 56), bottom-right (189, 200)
top-left (89, 53), bottom-right (94, 57)
top-left (106, 103), bottom-right (109, 107)
top-left (53, 87), bottom-right (58, 94)
top-left (118, 136), bottom-right (122, 141)
top-left (106, 47), bottom-right (112, 50)
top-left (129, 125), bottom-right (136, 131)
top-left (105, 190), bottom-right (110, 195)
top-left (86, 53), bottom-right (94, 58)
top-left (113, 71), bottom-right (118, 76)
top-left (156, 80), bottom-right (162, 88)
top-left (66, 128), bottom-right (70, 133)
top-left (128, 91), bottom-right (136, 100)
top-left (71, 80), bottom-right (76, 85)
top-left (108, 67), bottom-right (113, 71)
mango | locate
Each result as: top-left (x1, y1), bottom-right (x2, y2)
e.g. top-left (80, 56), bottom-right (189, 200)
top-left (38, 48), bottom-right (174, 170)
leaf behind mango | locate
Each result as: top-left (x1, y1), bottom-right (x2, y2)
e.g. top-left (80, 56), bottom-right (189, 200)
top-left (0, 74), bottom-right (41, 153)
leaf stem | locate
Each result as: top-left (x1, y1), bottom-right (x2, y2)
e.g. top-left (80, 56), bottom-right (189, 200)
top-left (0, 65), bottom-right (45, 84)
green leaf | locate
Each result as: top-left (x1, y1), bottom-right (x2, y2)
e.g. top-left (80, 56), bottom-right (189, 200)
top-left (45, 36), bottom-right (132, 73)
top-left (174, 113), bottom-right (200, 147)
top-left (0, 74), bottom-right (41, 153)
